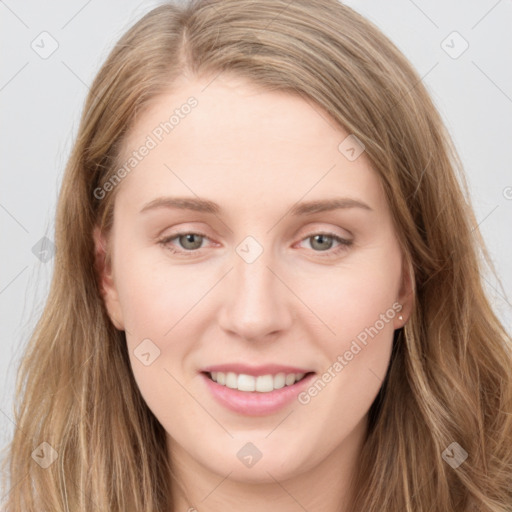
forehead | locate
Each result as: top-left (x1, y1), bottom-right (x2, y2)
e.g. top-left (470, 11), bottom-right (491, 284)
top-left (115, 74), bottom-right (385, 216)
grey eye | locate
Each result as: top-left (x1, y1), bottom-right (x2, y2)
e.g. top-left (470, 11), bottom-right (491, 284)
top-left (309, 234), bottom-right (335, 251)
top-left (178, 233), bottom-right (204, 250)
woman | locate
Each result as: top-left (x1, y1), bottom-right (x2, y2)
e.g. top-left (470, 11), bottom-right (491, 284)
top-left (2, 0), bottom-right (511, 510)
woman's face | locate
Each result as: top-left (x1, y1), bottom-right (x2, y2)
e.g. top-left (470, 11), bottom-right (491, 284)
top-left (96, 73), bottom-right (412, 486)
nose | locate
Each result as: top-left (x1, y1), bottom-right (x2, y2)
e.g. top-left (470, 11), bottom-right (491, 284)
top-left (217, 245), bottom-right (294, 342)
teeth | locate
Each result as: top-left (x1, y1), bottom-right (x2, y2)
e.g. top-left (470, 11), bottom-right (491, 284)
top-left (208, 371), bottom-right (307, 392)
top-left (238, 374), bottom-right (255, 392)
top-left (285, 373), bottom-right (296, 386)
top-left (273, 373), bottom-right (285, 390)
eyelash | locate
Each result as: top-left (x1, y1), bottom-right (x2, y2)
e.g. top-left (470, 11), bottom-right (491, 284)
top-left (157, 231), bottom-right (353, 258)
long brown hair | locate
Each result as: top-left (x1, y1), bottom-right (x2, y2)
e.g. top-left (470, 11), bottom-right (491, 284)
top-left (2, 1), bottom-right (511, 510)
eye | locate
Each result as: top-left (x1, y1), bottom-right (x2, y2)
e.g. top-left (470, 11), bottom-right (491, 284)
top-left (158, 232), bottom-right (210, 256)
top-left (298, 232), bottom-right (353, 257)
top-left (158, 231), bottom-right (353, 258)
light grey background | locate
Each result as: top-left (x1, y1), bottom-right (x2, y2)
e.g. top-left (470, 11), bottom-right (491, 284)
top-left (1, 0), bottom-right (511, 484)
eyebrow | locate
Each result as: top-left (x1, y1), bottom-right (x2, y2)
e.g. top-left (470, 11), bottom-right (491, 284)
top-left (139, 196), bottom-right (373, 215)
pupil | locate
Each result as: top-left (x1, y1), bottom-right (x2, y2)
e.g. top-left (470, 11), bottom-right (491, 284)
top-left (182, 234), bottom-right (202, 249)
top-left (313, 234), bottom-right (331, 251)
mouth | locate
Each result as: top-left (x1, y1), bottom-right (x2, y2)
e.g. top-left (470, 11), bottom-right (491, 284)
top-left (200, 369), bottom-right (317, 416)
top-left (201, 370), bottom-right (315, 393)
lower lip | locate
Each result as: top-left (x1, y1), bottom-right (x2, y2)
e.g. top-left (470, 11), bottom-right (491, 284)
top-left (201, 372), bottom-right (316, 416)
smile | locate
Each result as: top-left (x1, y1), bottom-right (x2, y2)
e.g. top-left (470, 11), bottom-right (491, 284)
top-left (206, 371), bottom-right (310, 393)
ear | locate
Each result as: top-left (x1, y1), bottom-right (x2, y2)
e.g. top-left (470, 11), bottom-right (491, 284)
top-left (394, 255), bottom-right (414, 330)
top-left (93, 226), bottom-right (125, 331)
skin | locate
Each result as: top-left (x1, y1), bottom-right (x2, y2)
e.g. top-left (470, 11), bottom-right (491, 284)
top-left (95, 73), bottom-right (413, 511)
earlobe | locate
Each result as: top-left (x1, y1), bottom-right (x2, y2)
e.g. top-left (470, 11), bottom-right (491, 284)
top-left (93, 226), bottom-right (125, 330)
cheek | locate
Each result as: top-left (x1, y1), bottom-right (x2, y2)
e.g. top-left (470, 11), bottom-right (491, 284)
top-left (294, 247), bottom-right (401, 403)
top-left (114, 253), bottom-right (208, 426)
top-left (112, 247), bottom-right (209, 400)
top-left (297, 249), bottom-right (402, 346)
top-left (294, 302), bottom-right (396, 459)
top-left (114, 249), bottom-right (208, 339)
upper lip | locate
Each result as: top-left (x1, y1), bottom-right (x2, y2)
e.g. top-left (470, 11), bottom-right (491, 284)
top-left (201, 363), bottom-right (315, 377)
